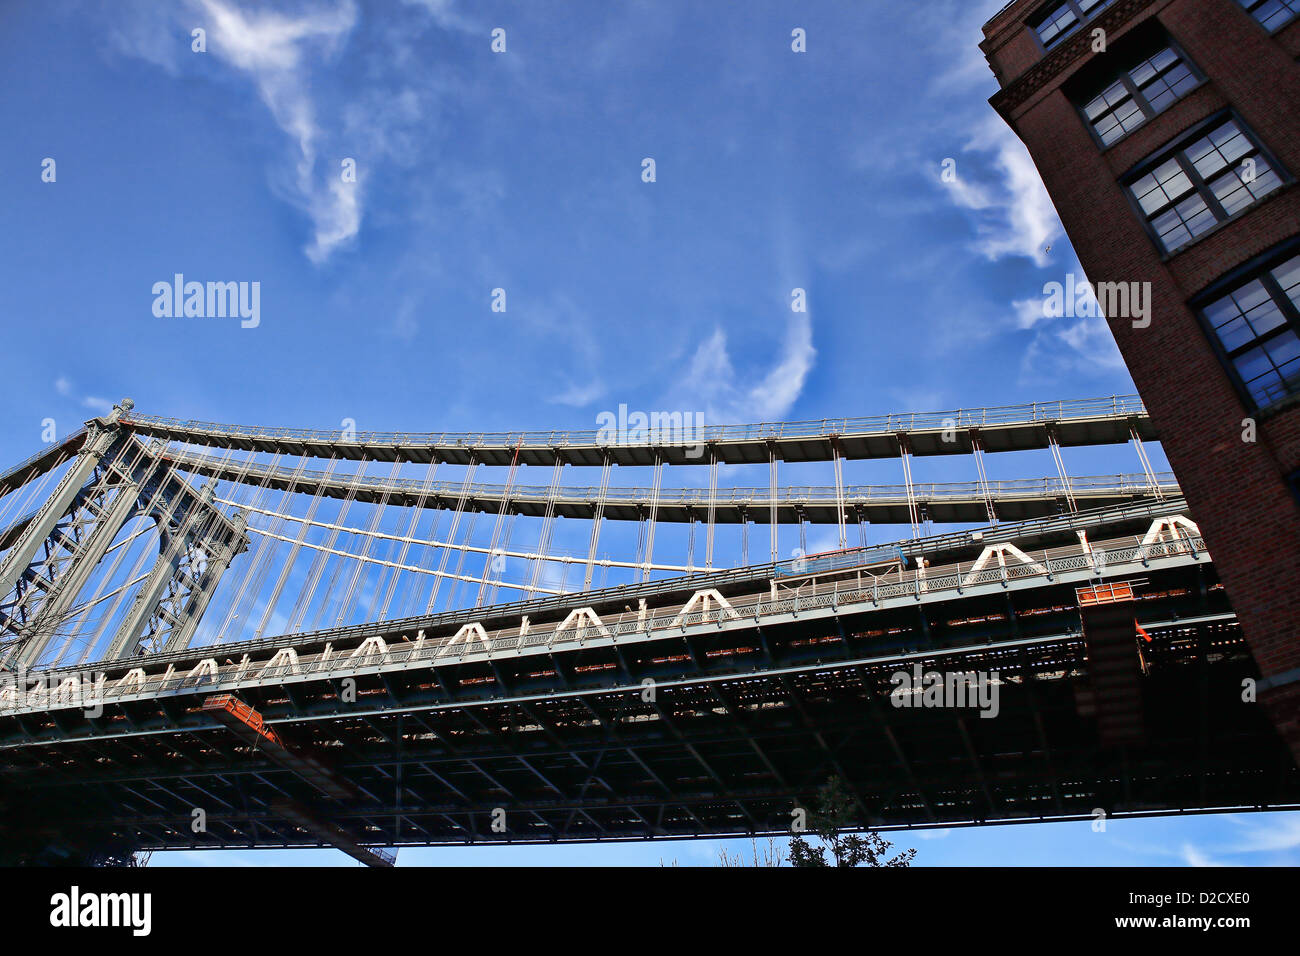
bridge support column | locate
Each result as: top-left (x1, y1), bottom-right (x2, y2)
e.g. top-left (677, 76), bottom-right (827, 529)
top-left (162, 511), bottom-right (248, 653)
top-left (0, 420), bottom-right (124, 614)
top-left (13, 472), bottom-right (143, 668)
top-left (105, 483), bottom-right (247, 659)
top-left (1075, 584), bottom-right (1146, 746)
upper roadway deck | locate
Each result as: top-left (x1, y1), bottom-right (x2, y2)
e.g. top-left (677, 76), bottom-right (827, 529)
top-left (118, 395), bottom-right (1154, 466)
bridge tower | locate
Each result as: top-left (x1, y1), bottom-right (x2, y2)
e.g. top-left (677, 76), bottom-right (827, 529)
top-left (0, 399), bottom-right (248, 668)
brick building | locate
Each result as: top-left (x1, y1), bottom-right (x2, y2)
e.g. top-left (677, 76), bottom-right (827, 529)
top-left (981, 0), bottom-right (1300, 760)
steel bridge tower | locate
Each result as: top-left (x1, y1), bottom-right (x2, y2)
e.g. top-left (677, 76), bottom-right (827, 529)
top-left (0, 400), bottom-right (247, 669)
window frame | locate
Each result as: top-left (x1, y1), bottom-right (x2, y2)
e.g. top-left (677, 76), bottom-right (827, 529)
top-left (1074, 39), bottom-right (1205, 150)
top-left (1287, 468), bottom-right (1300, 506)
top-left (1191, 236), bottom-right (1300, 412)
top-left (1119, 111), bottom-right (1290, 258)
top-left (1237, 0), bottom-right (1300, 35)
top-left (1030, 0), bottom-right (1118, 52)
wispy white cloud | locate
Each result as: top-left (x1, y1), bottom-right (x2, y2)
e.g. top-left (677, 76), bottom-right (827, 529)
top-left (944, 116), bottom-right (1063, 268)
top-left (1057, 315), bottom-right (1125, 367)
top-left (194, 0), bottom-right (359, 263)
top-left (923, 0), bottom-right (1063, 268)
top-left (549, 380), bottom-right (607, 408)
top-left (1012, 295), bottom-right (1049, 330)
top-left (109, 0), bottom-right (477, 264)
top-left (916, 828), bottom-right (952, 840)
top-left (1217, 814), bottom-right (1300, 855)
top-left (1181, 842), bottom-right (1224, 867)
top-left (399, 0), bottom-right (479, 34)
top-left (82, 396), bottom-right (115, 415)
top-left (390, 295), bottom-right (421, 342)
top-left (54, 377), bottom-right (114, 416)
top-left (930, 0), bottom-right (1020, 97)
top-left (672, 312), bottom-right (815, 424)
top-left (886, 387), bottom-right (948, 413)
top-left (1018, 313), bottom-right (1125, 384)
top-left (1010, 260), bottom-right (1127, 383)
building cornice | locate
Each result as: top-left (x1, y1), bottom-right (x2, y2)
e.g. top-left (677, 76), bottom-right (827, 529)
top-left (989, 0), bottom-right (1158, 118)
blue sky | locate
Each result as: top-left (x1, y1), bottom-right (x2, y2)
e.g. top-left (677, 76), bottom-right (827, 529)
top-left (1, 0), bottom-right (1293, 865)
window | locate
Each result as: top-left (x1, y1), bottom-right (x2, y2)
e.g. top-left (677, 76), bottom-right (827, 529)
top-left (1081, 45), bottom-right (1200, 146)
top-left (1201, 249), bottom-right (1300, 408)
top-left (1032, 0), bottom-right (1117, 50)
top-left (1125, 117), bottom-right (1284, 254)
top-left (1238, 0), bottom-right (1300, 32)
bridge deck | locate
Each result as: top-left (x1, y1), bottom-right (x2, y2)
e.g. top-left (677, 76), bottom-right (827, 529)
top-left (1, 556), bottom-right (1294, 858)
top-left (2, 496), bottom-right (1193, 687)
top-left (165, 447), bottom-right (1177, 523)
top-left (121, 395), bottom-right (1154, 466)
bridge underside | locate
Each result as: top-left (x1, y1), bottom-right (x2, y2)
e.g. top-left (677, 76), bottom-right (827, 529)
top-left (0, 562), bottom-right (1295, 863)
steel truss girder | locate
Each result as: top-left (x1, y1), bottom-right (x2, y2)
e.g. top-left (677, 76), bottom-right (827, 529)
top-left (0, 413), bottom-right (248, 667)
top-left (13, 636), bottom-right (1292, 852)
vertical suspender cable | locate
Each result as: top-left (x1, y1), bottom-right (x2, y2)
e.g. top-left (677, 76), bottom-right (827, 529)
top-left (477, 443), bottom-right (521, 607)
top-left (427, 454), bottom-right (478, 613)
top-left (378, 455), bottom-right (441, 620)
top-left (705, 448), bottom-right (717, 571)
top-left (641, 451), bottom-right (662, 583)
top-left (832, 436), bottom-right (847, 550)
top-left (528, 458), bottom-right (564, 597)
top-left (583, 452), bottom-right (612, 592)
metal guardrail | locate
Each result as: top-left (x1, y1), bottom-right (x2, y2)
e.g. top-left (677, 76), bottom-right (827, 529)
top-left (2, 495), bottom-right (1192, 683)
top-left (773, 545), bottom-right (909, 579)
top-left (169, 446), bottom-right (1177, 504)
top-left (0, 526), bottom-right (1208, 714)
top-left (0, 428), bottom-right (85, 496)
top-left (123, 395), bottom-right (1148, 450)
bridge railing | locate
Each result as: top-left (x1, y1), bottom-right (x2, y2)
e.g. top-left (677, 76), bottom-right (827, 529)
top-left (0, 497), bottom-right (1192, 684)
top-left (0, 526), bottom-right (1208, 713)
top-left (168, 445), bottom-right (1177, 503)
top-left (0, 428), bottom-right (86, 498)
top-left (122, 395), bottom-right (1147, 450)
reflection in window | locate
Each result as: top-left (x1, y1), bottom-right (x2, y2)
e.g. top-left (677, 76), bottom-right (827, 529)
top-left (1126, 119), bottom-right (1283, 254)
top-left (1203, 253), bottom-right (1300, 407)
top-left (1082, 46), bottom-right (1199, 146)
top-left (1238, 0), bottom-right (1300, 32)
top-left (1033, 0), bottom-right (1117, 50)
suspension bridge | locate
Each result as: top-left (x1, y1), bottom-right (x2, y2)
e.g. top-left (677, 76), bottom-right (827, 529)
top-left (0, 397), bottom-right (1295, 865)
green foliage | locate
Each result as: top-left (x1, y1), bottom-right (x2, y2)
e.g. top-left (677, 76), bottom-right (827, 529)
top-left (788, 776), bottom-right (917, 868)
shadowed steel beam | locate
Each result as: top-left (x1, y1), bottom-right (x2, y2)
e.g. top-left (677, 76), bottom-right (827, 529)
top-left (197, 467), bottom-right (1173, 525)
top-left (121, 395), bottom-right (1155, 466)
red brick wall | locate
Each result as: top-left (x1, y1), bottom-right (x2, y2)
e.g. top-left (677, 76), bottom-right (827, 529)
top-left (981, 3), bottom-right (1053, 84)
top-left (984, 0), bottom-right (1300, 757)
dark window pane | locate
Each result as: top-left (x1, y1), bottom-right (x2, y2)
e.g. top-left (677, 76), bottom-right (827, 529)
top-left (1127, 118), bottom-right (1286, 256)
top-left (1037, 4), bottom-right (1079, 46)
top-left (1265, 329), bottom-right (1300, 367)
top-left (1241, 0), bottom-right (1300, 31)
top-left (1079, 45), bottom-right (1196, 146)
top-left (1217, 316), bottom-right (1255, 351)
top-left (1245, 299), bottom-right (1287, 338)
top-left (1273, 255), bottom-right (1300, 306)
top-left (1236, 343), bottom-right (1275, 382)
top-left (1203, 257), bottom-right (1300, 409)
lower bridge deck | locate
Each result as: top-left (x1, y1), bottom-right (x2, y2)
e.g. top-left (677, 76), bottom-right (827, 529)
top-left (0, 550), bottom-right (1296, 862)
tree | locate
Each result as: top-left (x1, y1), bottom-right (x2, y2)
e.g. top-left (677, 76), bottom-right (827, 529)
top-left (718, 837), bottom-right (786, 867)
top-left (788, 776), bottom-right (916, 868)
